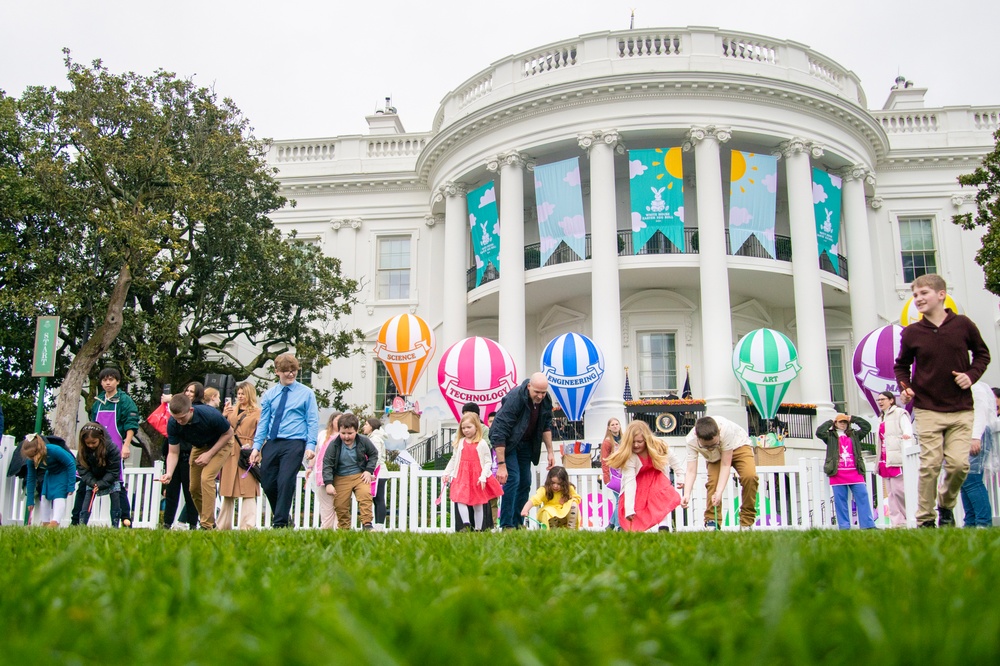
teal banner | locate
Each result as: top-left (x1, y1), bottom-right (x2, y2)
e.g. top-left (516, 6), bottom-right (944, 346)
top-left (628, 148), bottom-right (685, 253)
top-left (533, 157), bottom-right (586, 265)
top-left (467, 181), bottom-right (500, 287)
top-left (812, 168), bottom-right (843, 274)
top-left (728, 151), bottom-right (778, 258)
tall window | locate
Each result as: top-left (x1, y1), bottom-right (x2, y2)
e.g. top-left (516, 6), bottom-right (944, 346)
top-left (898, 218), bottom-right (937, 283)
top-left (827, 348), bottom-right (847, 413)
top-left (377, 236), bottom-right (411, 300)
top-left (374, 360), bottom-right (402, 414)
top-left (637, 332), bottom-right (677, 395)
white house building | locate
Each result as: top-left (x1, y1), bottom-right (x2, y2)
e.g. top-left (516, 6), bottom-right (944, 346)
top-left (265, 26), bottom-right (1000, 456)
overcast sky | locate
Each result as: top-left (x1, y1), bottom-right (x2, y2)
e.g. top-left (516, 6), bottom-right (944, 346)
top-left (2, 1), bottom-right (997, 142)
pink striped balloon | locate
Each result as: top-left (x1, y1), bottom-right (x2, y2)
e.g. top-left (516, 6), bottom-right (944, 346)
top-left (852, 324), bottom-right (904, 415)
top-left (437, 337), bottom-right (518, 422)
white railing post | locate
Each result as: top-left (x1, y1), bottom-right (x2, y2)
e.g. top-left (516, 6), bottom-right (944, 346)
top-left (902, 443), bottom-right (920, 528)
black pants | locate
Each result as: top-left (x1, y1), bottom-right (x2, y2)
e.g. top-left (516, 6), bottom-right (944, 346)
top-left (71, 478), bottom-right (132, 525)
top-left (374, 478), bottom-right (388, 525)
top-left (260, 439), bottom-right (305, 528)
top-left (163, 452), bottom-right (198, 529)
top-left (78, 486), bottom-right (123, 527)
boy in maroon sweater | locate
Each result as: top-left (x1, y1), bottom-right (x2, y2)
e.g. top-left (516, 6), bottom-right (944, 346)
top-left (894, 274), bottom-right (991, 527)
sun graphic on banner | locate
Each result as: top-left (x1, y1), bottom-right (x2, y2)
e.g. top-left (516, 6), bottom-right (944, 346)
top-left (650, 148), bottom-right (683, 189)
top-left (730, 152), bottom-right (761, 195)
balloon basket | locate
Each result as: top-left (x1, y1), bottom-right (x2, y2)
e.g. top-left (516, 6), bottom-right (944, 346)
top-left (388, 410), bottom-right (421, 433)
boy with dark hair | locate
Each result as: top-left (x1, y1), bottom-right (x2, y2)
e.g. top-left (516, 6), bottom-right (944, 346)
top-left (894, 273), bottom-right (991, 527)
top-left (681, 415), bottom-right (758, 529)
top-left (85, 366), bottom-right (140, 527)
top-left (322, 412), bottom-right (379, 530)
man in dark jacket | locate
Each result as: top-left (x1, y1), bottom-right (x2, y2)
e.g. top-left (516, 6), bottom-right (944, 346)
top-left (322, 413), bottom-right (379, 530)
top-left (490, 373), bottom-right (555, 529)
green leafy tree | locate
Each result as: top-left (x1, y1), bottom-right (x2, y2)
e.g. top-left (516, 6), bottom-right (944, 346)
top-left (1, 53), bottom-right (362, 443)
top-left (953, 128), bottom-right (1000, 294)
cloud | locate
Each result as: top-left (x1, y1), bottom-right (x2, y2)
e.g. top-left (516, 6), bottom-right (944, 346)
top-left (763, 172), bottom-right (778, 193)
top-left (492, 221), bottom-right (501, 235)
top-left (535, 178), bottom-right (543, 189)
top-left (730, 207), bottom-right (753, 227)
top-left (629, 160), bottom-right (648, 178)
top-left (675, 206), bottom-right (684, 223)
top-left (631, 212), bottom-right (646, 232)
top-left (812, 182), bottom-right (828, 204)
top-left (830, 174), bottom-right (843, 189)
top-left (762, 228), bottom-right (775, 241)
top-left (558, 215), bottom-right (586, 238)
top-left (830, 242), bottom-right (839, 254)
top-left (468, 213), bottom-right (476, 228)
top-left (475, 255), bottom-right (484, 268)
top-left (479, 187), bottom-right (496, 208)
top-left (537, 201), bottom-right (556, 224)
top-left (563, 166), bottom-right (581, 187)
top-left (540, 236), bottom-right (559, 253)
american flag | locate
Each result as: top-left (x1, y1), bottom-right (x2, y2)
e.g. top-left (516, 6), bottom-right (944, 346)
top-left (682, 366), bottom-right (692, 399)
top-left (623, 367), bottom-right (633, 401)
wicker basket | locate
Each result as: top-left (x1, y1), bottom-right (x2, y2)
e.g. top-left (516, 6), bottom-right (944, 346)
top-left (753, 445), bottom-right (786, 466)
top-left (561, 452), bottom-right (593, 469)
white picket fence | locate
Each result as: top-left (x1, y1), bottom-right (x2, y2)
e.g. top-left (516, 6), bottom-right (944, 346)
top-left (2, 434), bottom-right (997, 530)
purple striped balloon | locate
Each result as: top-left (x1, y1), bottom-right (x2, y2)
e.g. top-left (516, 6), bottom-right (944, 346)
top-left (852, 324), bottom-right (905, 415)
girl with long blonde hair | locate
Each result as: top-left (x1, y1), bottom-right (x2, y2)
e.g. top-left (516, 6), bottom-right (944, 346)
top-left (607, 420), bottom-right (681, 532)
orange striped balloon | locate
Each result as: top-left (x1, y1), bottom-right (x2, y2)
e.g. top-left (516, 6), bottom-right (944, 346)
top-left (373, 314), bottom-right (435, 396)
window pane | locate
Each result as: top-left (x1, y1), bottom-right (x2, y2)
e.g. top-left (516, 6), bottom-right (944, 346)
top-left (377, 236), bottom-right (411, 299)
top-left (827, 348), bottom-right (846, 413)
top-left (637, 332), bottom-right (677, 394)
top-left (375, 360), bottom-right (401, 413)
top-left (899, 218), bottom-right (936, 283)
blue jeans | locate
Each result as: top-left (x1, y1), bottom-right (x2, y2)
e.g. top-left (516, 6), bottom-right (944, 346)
top-left (610, 490), bottom-right (620, 529)
top-left (832, 483), bottom-right (876, 529)
top-left (960, 473), bottom-right (993, 527)
top-left (499, 445), bottom-right (533, 528)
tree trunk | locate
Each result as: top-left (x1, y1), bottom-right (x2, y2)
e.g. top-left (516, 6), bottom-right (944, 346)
top-left (52, 265), bottom-right (132, 442)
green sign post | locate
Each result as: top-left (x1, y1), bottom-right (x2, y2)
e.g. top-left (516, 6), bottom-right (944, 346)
top-left (32, 316), bottom-right (59, 433)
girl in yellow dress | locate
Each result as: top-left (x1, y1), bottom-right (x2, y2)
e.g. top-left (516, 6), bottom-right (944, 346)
top-left (520, 466), bottom-right (581, 529)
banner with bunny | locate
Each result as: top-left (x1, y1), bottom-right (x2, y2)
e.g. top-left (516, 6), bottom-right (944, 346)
top-left (628, 148), bottom-right (685, 254)
top-left (466, 181), bottom-right (500, 288)
top-left (533, 157), bottom-right (586, 266)
top-left (812, 168), bottom-right (843, 275)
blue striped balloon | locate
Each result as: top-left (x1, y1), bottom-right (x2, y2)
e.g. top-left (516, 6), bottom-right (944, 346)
top-left (540, 333), bottom-right (605, 422)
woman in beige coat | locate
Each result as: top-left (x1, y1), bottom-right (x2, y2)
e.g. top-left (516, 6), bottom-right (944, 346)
top-left (218, 382), bottom-right (261, 529)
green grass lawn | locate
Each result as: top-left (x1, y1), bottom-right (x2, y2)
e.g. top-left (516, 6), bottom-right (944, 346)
top-left (2, 527), bottom-right (999, 665)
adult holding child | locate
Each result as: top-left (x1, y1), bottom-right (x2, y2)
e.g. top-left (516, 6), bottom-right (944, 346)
top-left (491, 372), bottom-right (555, 530)
top-left (681, 416), bottom-right (758, 530)
top-left (218, 382), bottom-right (262, 530)
top-left (893, 273), bottom-right (991, 527)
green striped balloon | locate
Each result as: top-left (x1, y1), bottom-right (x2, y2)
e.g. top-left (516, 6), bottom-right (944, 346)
top-left (732, 328), bottom-right (801, 420)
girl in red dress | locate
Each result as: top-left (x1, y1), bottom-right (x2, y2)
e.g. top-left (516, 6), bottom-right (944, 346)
top-left (607, 420), bottom-right (681, 532)
top-left (443, 412), bottom-right (503, 531)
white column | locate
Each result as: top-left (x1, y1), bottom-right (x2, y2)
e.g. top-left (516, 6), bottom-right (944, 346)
top-left (684, 126), bottom-right (745, 426)
top-left (487, 151), bottom-right (529, 379)
top-left (578, 131), bottom-right (626, 441)
top-left (781, 138), bottom-right (836, 421)
top-left (435, 182), bottom-right (469, 348)
top-left (838, 166), bottom-right (879, 346)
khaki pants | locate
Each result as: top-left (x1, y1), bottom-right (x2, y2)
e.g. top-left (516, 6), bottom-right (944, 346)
top-left (217, 497), bottom-right (258, 530)
top-left (315, 484), bottom-right (337, 529)
top-left (913, 408), bottom-right (973, 524)
top-left (333, 473), bottom-right (373, 529)
top-left (704, 445), bottom-right (758, 527)
top-left (190, 445), bottom-right (231, 530)
top-left (548, 505), bottom-right (578, 529)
